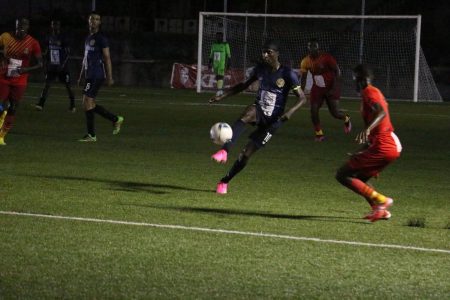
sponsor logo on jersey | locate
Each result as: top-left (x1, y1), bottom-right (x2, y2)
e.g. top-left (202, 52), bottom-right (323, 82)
top-left (24, 48), bottom-right (29, 55)
top-left (276, 78), bottom-right (285, 88)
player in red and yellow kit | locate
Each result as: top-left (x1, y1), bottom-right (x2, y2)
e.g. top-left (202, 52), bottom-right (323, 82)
top-left (0, 17), bottom-right (42, 145)
top-left (300, 39), bottom-right (351, 141)
top-left (336, 64), bottom-right (402, 222)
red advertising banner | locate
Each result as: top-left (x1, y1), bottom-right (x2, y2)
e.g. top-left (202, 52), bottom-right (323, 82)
top-left (170, 63), bottom-right (304, 93)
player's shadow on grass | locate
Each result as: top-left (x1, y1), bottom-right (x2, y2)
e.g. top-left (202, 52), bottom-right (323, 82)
top-left (24, 174), bottom-right (212, 194)
top-left (128, 203), bottom-right (366, 224)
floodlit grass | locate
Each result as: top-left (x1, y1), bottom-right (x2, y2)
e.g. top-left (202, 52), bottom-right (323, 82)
top-left (0, 83), bottom-right (449, 298)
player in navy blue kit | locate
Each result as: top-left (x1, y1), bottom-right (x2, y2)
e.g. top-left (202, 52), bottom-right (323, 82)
top-left (209, 40), bottom-right (307, 194)
top-left (35, 19), bottom-right (75, 112)
top-left (78, 12), bottom-right (123, 142)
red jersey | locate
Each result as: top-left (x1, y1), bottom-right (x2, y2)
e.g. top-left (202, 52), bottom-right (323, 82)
top-left (300, 52), bottom-right (338, 89)
top-left (361, 84), bottom-right (401, 153)
top-left (0, 32), bottom-right (41, 86)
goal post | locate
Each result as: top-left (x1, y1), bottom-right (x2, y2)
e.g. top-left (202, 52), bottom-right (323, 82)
top-left (197, 12), bottom-right (442, 102)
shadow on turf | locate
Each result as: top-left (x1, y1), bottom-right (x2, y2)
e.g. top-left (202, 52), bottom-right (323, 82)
top-left (22, 174), bottom-right (212, 194)
top-left (127, 203), bottom-right (366, 224)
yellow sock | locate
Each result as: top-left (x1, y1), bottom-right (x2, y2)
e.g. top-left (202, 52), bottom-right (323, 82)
top-left (370, 191), bottom-right (387, 204)
top-left (0, 111), bottom-right (7, 128)
top-left (217, 79), bottom-right (224, 90)
top-left (315, 129), bottom-right (324, 136)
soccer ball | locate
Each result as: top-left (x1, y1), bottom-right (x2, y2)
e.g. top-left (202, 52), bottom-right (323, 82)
top-left (210, 122), bottom-right (233, 145)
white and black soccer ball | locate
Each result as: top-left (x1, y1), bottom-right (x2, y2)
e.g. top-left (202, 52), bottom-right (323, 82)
top-left (210, 122), bottom-right (233, 146)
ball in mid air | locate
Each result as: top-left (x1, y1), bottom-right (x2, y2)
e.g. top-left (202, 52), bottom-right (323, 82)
top-left (210, 122), bottom-right (233, 145)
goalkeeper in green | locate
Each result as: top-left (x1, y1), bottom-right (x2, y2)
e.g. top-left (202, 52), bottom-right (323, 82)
top-left (209, 32), bottom-right (231, 96)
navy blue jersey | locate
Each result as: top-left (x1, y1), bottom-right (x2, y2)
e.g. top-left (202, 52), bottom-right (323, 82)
top-left (249, 64), bottom-right (300, 120)
top-left (44, 33), bottom-right (70, 70)
top-left (82, 32), bottom-right (109, 80)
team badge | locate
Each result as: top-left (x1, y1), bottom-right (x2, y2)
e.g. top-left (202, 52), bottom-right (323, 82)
top-left (24, 48), bottom-right (29, 55)
top-left (276, 78), bottom-right (285, 88)
top-left (89, 39), bottom-right (96, 46)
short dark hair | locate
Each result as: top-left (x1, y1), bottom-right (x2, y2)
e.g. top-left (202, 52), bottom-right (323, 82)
top-left (90, 11), bottom-right (101, 17)
top-left (16, 16), bottom-right (29, 22)
top-left (353, 64), bottom-right (374, 79)
top-left (263, 39), bottom-right (280, 51)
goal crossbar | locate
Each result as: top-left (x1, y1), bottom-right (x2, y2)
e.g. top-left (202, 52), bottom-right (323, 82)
top-left (197, 12), bottom-right (441, 102)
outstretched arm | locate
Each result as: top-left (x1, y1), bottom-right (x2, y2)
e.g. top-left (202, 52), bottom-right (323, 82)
top-left (209, 75), bottom-right (257, 104)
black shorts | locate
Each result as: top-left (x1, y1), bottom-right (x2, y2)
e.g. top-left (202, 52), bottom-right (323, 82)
top-left (45, 69), bottom-right (71, 84)
top-left (249, 106), bottom-right (283, 149)
top-left (83, 79), bottom-right (104, 98)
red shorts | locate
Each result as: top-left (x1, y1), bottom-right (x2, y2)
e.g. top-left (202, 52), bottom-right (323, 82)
top-left (0, 79), bottom-right (27, 103)
top-left (347, 146), bottom-right (400, 177)
top-left (310, 85), bottom-right (340, 106)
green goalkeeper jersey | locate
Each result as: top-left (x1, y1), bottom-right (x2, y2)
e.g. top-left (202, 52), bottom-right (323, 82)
top-left (210, 42), bottom-right (231, 68)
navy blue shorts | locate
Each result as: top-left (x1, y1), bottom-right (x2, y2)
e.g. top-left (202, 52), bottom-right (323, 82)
top-left (249, 106), bottom-right (283, 149)
top-left (83, 79), bottom-right (104, 98)
top-left (45, 68), bottom-right (71, 84)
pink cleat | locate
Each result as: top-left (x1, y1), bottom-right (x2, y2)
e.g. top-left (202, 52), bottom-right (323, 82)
top-left (216, 182), bottom-right (228, 194)
top-left (211, 149), bottom-right (228, 163)
top-left (365, 198), bottom-right (393, 222)
top-left (364, 209), bottom-right (391, 221)
top-left (314, 135), bottom-right (325, 142)
top-left (344, 115), bottom-right (352, 134)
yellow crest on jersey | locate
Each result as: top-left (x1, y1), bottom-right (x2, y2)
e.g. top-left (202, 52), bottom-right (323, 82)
top-left (276, 78), bottom-right (285, 88)
top-left (89, 39), bottom-right (95, 46)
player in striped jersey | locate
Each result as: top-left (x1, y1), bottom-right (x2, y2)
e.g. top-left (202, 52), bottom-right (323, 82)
top-left (0, 17), bottom-right (42, 145)
top-left (336, 64), bottom-right (402, 222)
top-left (300, 39), bottom-right (351, 141)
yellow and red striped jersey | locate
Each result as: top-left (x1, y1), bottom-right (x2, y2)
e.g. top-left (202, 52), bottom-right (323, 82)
top-left (0, 32), bottom-right (41, 85)
top-left (300, 52), bottom-right (338, 89)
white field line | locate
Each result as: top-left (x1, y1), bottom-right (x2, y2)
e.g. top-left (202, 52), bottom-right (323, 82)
top-left (22, 93), bottom-right (450, 118)
top-left (1, 211), bottom-right (449, 254)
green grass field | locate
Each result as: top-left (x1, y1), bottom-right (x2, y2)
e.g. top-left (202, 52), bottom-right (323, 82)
top-left (1, 83), bottom-right (449, 298)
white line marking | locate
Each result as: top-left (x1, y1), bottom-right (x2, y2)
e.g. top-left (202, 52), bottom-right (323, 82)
top-left (1, 211), bottom-right (449, 254)
top-left (23, 92), bottom-right (450, 118)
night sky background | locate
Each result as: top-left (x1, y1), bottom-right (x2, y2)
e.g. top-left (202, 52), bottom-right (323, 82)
top-left (0, 0), bottom-right (449, 98)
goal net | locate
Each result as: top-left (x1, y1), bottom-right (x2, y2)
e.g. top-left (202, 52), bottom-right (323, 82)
top-left (197, 12), bottom-right (442, 102)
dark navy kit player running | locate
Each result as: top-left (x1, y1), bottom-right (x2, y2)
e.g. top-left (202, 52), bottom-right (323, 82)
top-left (209, 40), bottom-right (307, 194)
top-left (78, 12), bottom-right (123, 142)
top-left (35, 19), bottom-right (75, 112)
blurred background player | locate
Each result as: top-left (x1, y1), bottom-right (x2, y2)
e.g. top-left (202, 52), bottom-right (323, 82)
top-left (0, 17), bottom-right (42, 145)
top-left (35, 19), bottom-right (76, 112)
top-left (208, 32), bottom-right (231, 97)
top-left (209, 40), bottom-right (307, 194)
top-left (300, 38), bottom-right (351, 141)
top-left (335, 64), bottom-right (402, 222)
top-left (78, 12), bottom-right (123, 142)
